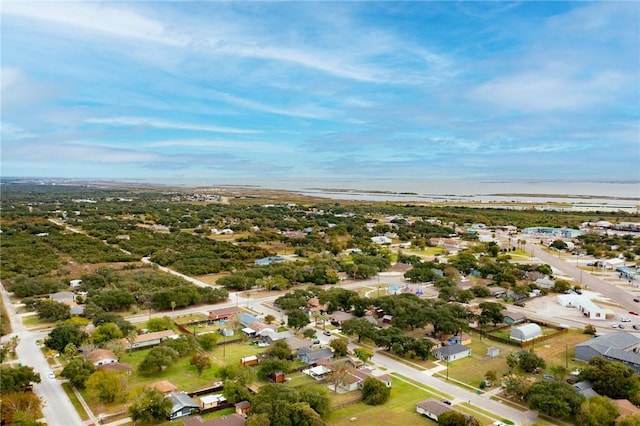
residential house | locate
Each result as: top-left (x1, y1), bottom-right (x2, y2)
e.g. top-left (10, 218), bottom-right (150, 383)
top-left (239, 313), bottom-right (260, 327)
top-left (416, 399), bottom-right (453, 421)
top-left (168, 391), bottom-right (199, 420)
top-left (87, 349), bottom-right (118, 367)
top-left (339, 367), bottom-right (391, 392)
top-left (254, 256), bottom-right (285, 266)
top-left (575, 332), bottom-right (640, 372)
top-left (297, 347), bottom-right (334, 365)
top-left (534, 278), bottom-right (555, 289)
top-left (303, 365), bottom-right (331, 380)
top-left (123, 329), bottom-right (179, 350)
top-left (208, 307), bottom-right (239, 322)
top-left (371, 236), bottom-right (392, 245)
top-left (502, 311), bottom-right (526, 325)
top-left (510, 323), bottom-right (542, 342)
top-left (153, 380), bottom-right (178, 395)
top-left (329, 311), bottom-right (353, 327)
top-left (432, 344), bottom-right (471, 362)
top-left (69, 279), bottom-right (83, 288)
top-left (50, 291), bottom-right (76, 303)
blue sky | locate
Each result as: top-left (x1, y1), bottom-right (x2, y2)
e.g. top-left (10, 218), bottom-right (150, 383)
top-left (2, 1), bottom-right (639, 182)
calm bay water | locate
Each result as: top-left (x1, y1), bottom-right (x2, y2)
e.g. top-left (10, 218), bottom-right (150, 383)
top-left (147, 178), bottom-right (640, 205)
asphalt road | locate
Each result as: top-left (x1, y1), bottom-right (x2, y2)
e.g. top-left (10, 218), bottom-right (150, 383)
top-left (1, 283), bottom-right (84, 426)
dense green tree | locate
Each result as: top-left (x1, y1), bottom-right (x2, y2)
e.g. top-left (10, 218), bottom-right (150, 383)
top-left (0, 365), bottom-right (41, 392)
top-left (298, 387), bottom-right (331, 419)
top-left (198, 332), bottom-right (219, 350)
top-left (218, 364), bottom-right (256, 386)
top-left (287, 310), bottom-right (310, 331)
top-left (161, 334), bottom-right (198, 357)
top-left (35, 299), bottom-right (70, 321)
top-left (518, 350), bottom-right (546, 373)
top-left (438, 411), bottom-right (480, 426)
top-left (580, 357), bottom-right (640, 399)
top-left (92, 313), bottom-right (135, 335)
top-left (577, 395), bottom-right (619, 426)
top-left (46, 324), bottom-right (86, 352)
top-left (85, 370), bottom-right (128, 403)
top-left (353, 348), bottom-right (373, 365)
top-left (618, 413), bottom-right (640, 426)
top-left (146, 316), bottom-right (173, 332)
top-left (129, 388), bottom-right (172, 423)
top-left (341, 317), bottom-right (376, 342)
top-left (222, 380), bottom-right (253, 404)
top-left (527, 381), bottom-right (584, 418)
top-left (257, 359), bottom-right (291, 381)
top-left (478, 302), bottom-right (505, 326)
top-left (361, 378), bottom-right (390, 405)
top-left (264, 340), bottom-right (294, 360)
top-left (329, 338), bottom-right (349, 357)
top-left (138, 346), bottom-right (180, 375)
top-left (61, 358), bottom-right (95, 389)
top-left (91, 322), bottom-right (123, 344)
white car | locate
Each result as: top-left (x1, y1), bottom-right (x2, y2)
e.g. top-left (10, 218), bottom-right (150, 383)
top-left (611, 322), bottom-right (619, 328)
top-left (47, 371), bottom-right (56, 379)
top-left (621, 317), bottom-right (631, 322)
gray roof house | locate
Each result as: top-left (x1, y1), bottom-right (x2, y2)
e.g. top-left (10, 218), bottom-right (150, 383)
top-left (167, 391), bottom-right (199, 420)
top-left (50, 291), bottom-right (76, 303)
top-left (416, 399), bottom-right (453, 421)
top-left (297, 347), bottom-right (334, 364)
top-left (575, 332), bottom-right (640, 372)
top-left (510, 323), bottom-right (542, 342)
top-left (432, 344), bottom-right (471, 362)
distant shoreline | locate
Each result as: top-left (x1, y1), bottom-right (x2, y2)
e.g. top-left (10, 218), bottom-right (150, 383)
top-left (2, 176), bottom-right (639, 207)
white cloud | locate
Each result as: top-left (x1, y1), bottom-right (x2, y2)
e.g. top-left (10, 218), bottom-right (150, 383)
top-left (2, 2), bottom-right (185, 46)
top-left (85, 117), bottom-right (260, 134)
top-left (144, 139), bottom-right (293, 153)
top-left (209, 91), bottom-right (334, 120)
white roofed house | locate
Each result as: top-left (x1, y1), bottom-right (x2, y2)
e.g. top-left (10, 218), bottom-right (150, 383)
top-left (371, 236), bottom-right (392, 245)
top-left (416, 399), bottom-right (453, 421)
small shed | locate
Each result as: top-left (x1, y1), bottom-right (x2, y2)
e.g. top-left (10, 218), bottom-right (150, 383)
top-left (487, 347), bottom-right (500, 358)
top-left (271, 370), bottom-right (286, 383)
top-left (241, 355), bottom-right (259, 366)
top-left (235, 400), bottom-right (251, 416)
top-left (510, 323), bottom-right (542, 342)
top-left (199, 394), bottom-right (227, 410)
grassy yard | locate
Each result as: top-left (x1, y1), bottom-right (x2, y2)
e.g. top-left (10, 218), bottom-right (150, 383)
top-left (329, 378), bottom-right (437, 426)
top-left (62, 382), bottom-right (90, 421)
top-left (435, 330), bottom-right (592, 389)
top-left (173, 313), bottom-right (210, 325)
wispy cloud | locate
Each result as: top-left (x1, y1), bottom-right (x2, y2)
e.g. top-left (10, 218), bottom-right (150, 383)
top-left (85, 117), bottom-right (260, 134)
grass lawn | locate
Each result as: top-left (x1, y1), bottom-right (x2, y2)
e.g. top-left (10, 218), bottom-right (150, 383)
top-left (208, 341), bottom-right (263, 366)
top-left (22, 315), bottom-right (55, 329)
top-left (405, 247), bottom-right (446, 256)
top-left (329, 378), bottom-right (436, 426)
top-left (438, 330), bottom-right (592, 390)
top-left (62, 382), bottom-right (90, 421)
top-left (173, 313), bottom-right (209, 325)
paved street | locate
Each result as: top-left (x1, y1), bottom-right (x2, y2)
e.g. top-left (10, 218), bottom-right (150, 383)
top-left (1, 283), bottom-right (85, 426)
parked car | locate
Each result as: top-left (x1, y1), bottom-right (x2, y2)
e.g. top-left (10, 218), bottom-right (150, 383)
top-left (611, 322), bottom-right (619, 328)
top-left (621, 317), bottom-right (631, 322)
top-left (620, 324), bottom-right (626, 329)
top-left (47, 371), bottom-right (56, 380)
top-left (514, 301), bottom-right (525, 307)
top-left (634, 298), bottom-right (640, 303)
top-left (442, 400), bottom-right (452, 406)
top-left (633, 324), bottom-right (640, 330)
top-left (323, 330), bottom-right (332, 336)
top-left (630, 311), bottom-right (639, 316)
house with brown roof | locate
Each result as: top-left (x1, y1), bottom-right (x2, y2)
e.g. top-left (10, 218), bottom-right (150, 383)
top-left (208, 306), bottom-right (239, 321)
top-left (235, 400), bottom-right (250, 416)
top-left (153, 380), bottom-right (178, 394)
top-left (87, 349), bottom-right (118, 367)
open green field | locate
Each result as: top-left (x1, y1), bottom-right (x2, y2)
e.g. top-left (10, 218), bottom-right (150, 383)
top-left (434, 330), bottom-right (592, 389)
top-left (329, 377), bottom-right (437, 426)
top-left (173, 313), bottom-right (209, 325)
